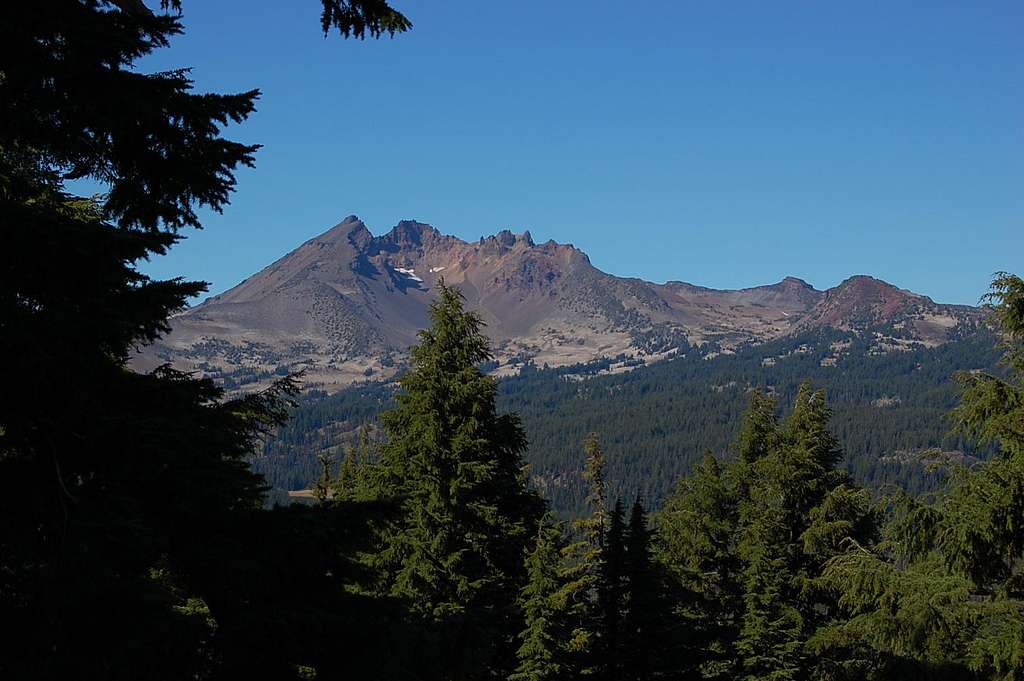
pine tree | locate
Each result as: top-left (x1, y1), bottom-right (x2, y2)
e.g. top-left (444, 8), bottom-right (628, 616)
top-left (0, 2), bottom-right (411, 678)
top-left (954, 272), bottom-right (1024, 459)
top-left (656, 452), bottom-right (742, 679)
top-left (313, 451), bottom-right (335, 503)
top-left (334, 424), bottom-right (377, 501)
top-left (597, 499), bottom-right (628, 680)
top-left (375, 281), bottom-right (545, 679)
top-left (511, 518), bottom-right (579, 681)
top-left (579, 432), bottom-right (610, 549)
top-left (656, 383), bottom-right (876, 679)
top-left (774, 383), bottom-right (846, 543)
top-left (817, 274), bottom-right (1024, 679)
top-left (738, 383), bottom-right (877, 678)
top-left (737, 390), bottom-right (780, 466)
top-left (563, 433), bottom-right (612, 676)
top-left (736, 518), bottom-right (804, 681)
top-left (621, 497), bottom-right (674, 681)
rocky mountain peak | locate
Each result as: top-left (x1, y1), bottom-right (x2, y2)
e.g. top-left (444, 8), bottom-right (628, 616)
top-left (316, 214), bottom-right (371, 246)
top-left (778, 276), bottom-right (814, 289)
top-left (137, 214), bottom-right (983, 392)
top-left (791, 274), bottom-right (947, 336)
top-left (481, 229), bottom-right (535, 253)
top-left (833, 275), bottom-right (928, 305)
top-left (385, 220), bottom-right (438, 248)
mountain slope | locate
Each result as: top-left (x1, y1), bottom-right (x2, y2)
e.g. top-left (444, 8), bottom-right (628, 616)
top-left (255, 327), bottom-right (1002, 514)
top-left (136, 215), bottom-right (984, 390)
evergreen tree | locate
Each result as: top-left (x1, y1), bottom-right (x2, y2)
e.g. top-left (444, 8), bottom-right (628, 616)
top-left (818, 273), bottom-right (1024, 679)
top-left (563, 433), bottom-right (612, 676)
top-left (739, 383), bottom-right (878, 677)
top-left (334, 424), bottom-right (377, 502)
top-left (313, 450), bottom-right (335, 503)
top-left (953, 272), bottom-right (1024, 459)
top-left (598, 498), bottom-right (628, 680)
top-left (657, 452), bottom-right (742, 679)
top-left (0, 2), bottom-right (410, 678)
top-left (737, 390), bottom-right (780, 466)
top-left (657, 384), bottom-right (877, 679)
top-left (621, 497), bottom-right (674, 681)
top-left (375, 281), bottom-right (545, 679)
top-left (736, 518), bottom-right (804, 681)
top-left (774, 383), bottom-right (847, 550)
top-left (579, 432), bottom-right (610, 549)
top-left (511, 517), bottom-right (580, 681)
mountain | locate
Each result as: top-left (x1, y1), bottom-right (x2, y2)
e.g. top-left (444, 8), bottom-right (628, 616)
top-left (136, 215), bottom-right (984, 390)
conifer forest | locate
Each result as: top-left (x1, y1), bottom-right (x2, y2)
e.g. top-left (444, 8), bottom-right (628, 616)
top-left (2, 2), bottom-right (1022, 680)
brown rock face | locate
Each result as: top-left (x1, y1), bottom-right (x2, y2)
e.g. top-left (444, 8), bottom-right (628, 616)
top-left (135, 216), bottom-right (983, 390)
top-left (792, 275), bottom-right (979, 341)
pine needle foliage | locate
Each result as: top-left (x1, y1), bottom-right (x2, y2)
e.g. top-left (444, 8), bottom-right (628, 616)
top-left (374, 281), bottom-right (544, 678)
top-left (511, 517), bottom-right (581, 681)
top-left (817, 272), bottom-right (1024, 680)
top-left (1, 2), bottom-right (410, 678)
top-left (658, 386), bottom-right (879, 679)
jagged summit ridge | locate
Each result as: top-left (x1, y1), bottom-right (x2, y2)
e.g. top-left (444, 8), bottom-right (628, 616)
top-left (137, 215), bottom-right (984, 390)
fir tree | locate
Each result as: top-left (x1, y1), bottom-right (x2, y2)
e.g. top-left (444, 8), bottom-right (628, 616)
top-left (0, 2), bottom-right (410, 678)
top-left (621, 497), bottom-right (674, 681)
top-left (313, 451), bottom-right (335, 503)
top-left (563, 433), bottom-right (613, 676)
top-left (579, 432), bottom-right (610, 549)
top-left (334, 424), bottom-right (377, 502)
top-left (656, 452), bottom-right (742, 679)
top-left (736, 519), bottom-right (804, 681)
top-left (511, 517), bottom-right (579, 681)
top-left (658, 383), bottom-right (876, 679)
top-left (375, 281), bottom-right (545, 679)
top-left (737, 390), bottom-right (780, 466)
top-left (818, 273), bottom-right (1024, 679)
top-left (598, 499), bottom-right (628, 680)
top-left (953, 272), bottom-right (1024, 459)
top-left (774, 382), bottom-right (847, 546)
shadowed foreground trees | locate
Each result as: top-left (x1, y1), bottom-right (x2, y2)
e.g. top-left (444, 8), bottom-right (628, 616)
top-left (0, 1), bottom-right (410, 678)
top-left (814, 274), bottom-right (1024, 680)
top-left (657, 383), bottom-right (880, 680)
top-left (4, 2), bottom-right (1024, 680)
top-left (370, 282), bottom-right (546, 679)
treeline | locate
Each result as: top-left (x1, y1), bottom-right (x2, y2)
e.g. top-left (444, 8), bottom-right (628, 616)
top-left (301, 277), bottom-right (1023, 680)
top-left (256, 326), bottom-right (1001, 514)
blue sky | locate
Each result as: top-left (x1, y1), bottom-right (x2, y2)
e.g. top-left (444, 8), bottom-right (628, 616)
top-left (138, 0), bottom-right (1022, 305)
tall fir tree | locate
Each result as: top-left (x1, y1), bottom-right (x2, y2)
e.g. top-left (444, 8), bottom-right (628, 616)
top-left (738, 383), bottom-right (877, 678)
top-left (563, 433), bottom-right (613, 676)
top-left (579, 432), bottom-right (610, 549)
top-left (333, 424), bottom-right (377, 502)
top-left (736, 517), bottom-right (804, 681)
top-left (656, 452), bottom-right (742, 679)
top-left (954, 272), bottom-right (1024, 459)
top-left (374, 281), bottom-right (545, 679)
top-left (737, 390), bottom-right (780, 466)
top-left (818, 274), bottom-right (1024, 679)
top-left (621, 497), bottom-right (675, 681)
top-left (656, 385), bottom-right (877, 680)
top-left (597, 499), bottom-right (628, 680)
top-left (0, 2), bottom-right (411, 678)
top-left (511, 517), bottom-right (581, 681)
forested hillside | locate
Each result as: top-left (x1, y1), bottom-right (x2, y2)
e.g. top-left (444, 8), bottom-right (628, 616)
top-left (256, 324), bottom-right (1001, 513)
top-left (8, 3), bottom-right (1023, 680)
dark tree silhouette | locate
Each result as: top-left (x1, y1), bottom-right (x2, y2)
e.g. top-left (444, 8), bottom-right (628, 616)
top-left (0, 2), bottom-right (409, 678)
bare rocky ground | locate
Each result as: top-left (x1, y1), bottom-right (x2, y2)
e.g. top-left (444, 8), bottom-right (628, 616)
top-left (135, 215), bottom-right (984, 392)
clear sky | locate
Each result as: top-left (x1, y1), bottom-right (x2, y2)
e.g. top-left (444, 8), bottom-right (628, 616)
top-left (138, 0), bottom-right (1022, 305)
